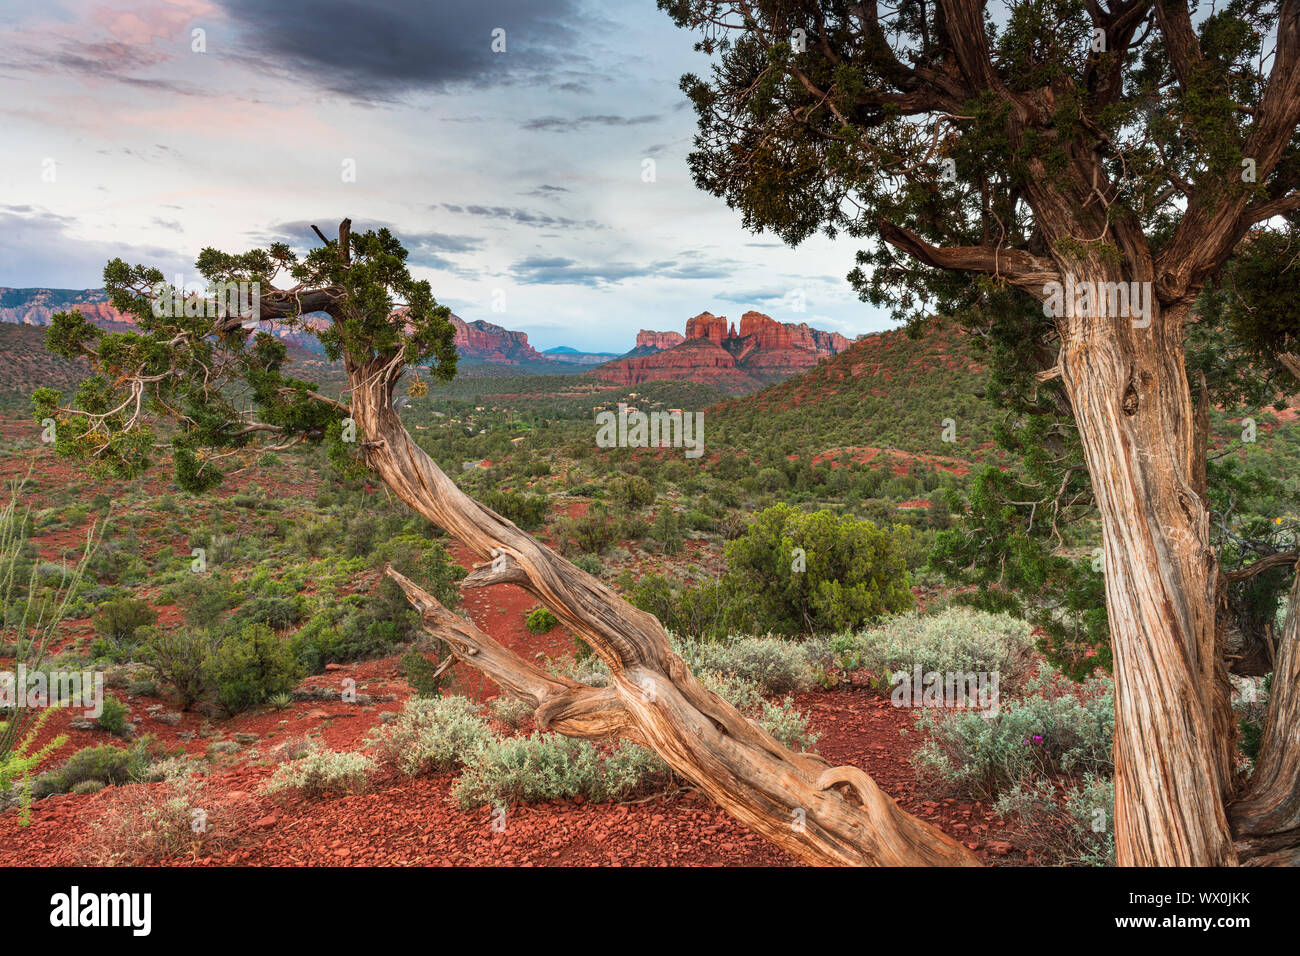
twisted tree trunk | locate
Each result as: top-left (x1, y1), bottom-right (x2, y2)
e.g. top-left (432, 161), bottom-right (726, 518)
top-left (1056, 286), bottom-right (1238, 866)
top-left (343, 352), bottom-right (978, 867)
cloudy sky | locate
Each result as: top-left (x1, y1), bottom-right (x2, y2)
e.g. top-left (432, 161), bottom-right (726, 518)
top-left (0, 0), bottom-right (895, 352)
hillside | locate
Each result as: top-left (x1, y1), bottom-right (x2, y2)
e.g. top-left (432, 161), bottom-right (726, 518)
top-left (0, 323), bottom-right (92, 401)
top-left (711, 318), bottom-right (1001, 466)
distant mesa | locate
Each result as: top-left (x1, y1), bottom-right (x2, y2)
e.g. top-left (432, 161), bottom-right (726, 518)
top-left (594, 310), bottom-right (854, 394)
top-left (635, 329), bottom-right (686, 351)
top-left (448, 314), bottom-right (556, 366)
top-left (542, 345), bottom-right (620, 366)
top-left (0, 287), bottom-right (561, 369)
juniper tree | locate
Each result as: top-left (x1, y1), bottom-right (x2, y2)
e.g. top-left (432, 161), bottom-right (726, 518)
top-left (662, 0), bottom-right (1300, 864)
top-left (39, 219), bottom-right (980, 866)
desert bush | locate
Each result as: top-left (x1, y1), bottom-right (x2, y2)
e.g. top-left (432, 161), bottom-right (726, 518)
top-left (678, 635), bottom-right (817, 696)
top-left (173, 571), bottom-right (243, 625)
top-left (452, 735), bottom-right (666, 809)
top-left (724, 504), bottom-right (915, 635)
top-left (365, 696), bottom-right (493, 776)
top-left (993, 773), bottom-right (1116, 866)
top-left (479, 489), bottom-right (548, 530)
top-left (649, 506), bottom-right (683, 554)
top-left (137, 626), bottom-right (212, 710)
top-left (688, 667), bottom-right (819, 752)
top-left (31, 735), bottom-right (175, 801)
top-left (96, 694), bottom-right (130, 736)
top-left (205, 623), bottom-right (302, 714)
top-left (490, 696), bottom-right (533, 728)
top-left (264, 742), bottom-right (374, 798)
top-left (236, 595), bottom-right (304, 631)
top-left (555, 510), bottom-right (618, 556)
top-left (609, 475), bottom-right (655, 509)
top-left (625, 573), bottom-right (750, 642)
top-left (911, 665), bottom-right (1114, 800)
top-left (820, 607), bottom-right (1037, 695)
top-left (572, 554), bottom-right (603, 576)
top-left (79, 770), bottom-right (240, 865)
top-left (399, 647), bottom-right (446, 698)
top-left (525, 606), bottom-right (558, 634)
top-left (754, 467), bottom-right (788, 493)
top-left (91, 597), bottom-right (156, 659)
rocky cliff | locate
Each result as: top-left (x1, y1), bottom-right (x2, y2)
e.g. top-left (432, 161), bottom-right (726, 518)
top-left (449, 314), bottom-right (554, 365)
top-left (0, 288), bottom-right (136, 330)
top-left (635, 329), bottom-right (686, 351)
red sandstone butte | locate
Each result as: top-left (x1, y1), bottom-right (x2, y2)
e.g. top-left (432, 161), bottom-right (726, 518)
top-left (635, 329), bottom-right (686, 350)
top-left (595, 309), bottom-right (854, 393)
top-left (448, 314), bottom-right (551, 365)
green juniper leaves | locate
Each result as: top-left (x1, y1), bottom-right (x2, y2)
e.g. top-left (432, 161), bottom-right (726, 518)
top-left (33, 226), bottom-right (459, 494)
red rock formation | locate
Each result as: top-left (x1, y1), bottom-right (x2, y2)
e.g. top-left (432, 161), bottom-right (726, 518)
top-left (597, 340), bottom-right (737, 386)
top-left (685, 311), bottom-right (728, 345)
top-left (635, 329), bottom-right (685, 351)
top-left (738, 311), bottom-right (852, 356)
top-left (448, 314), bottom-right (552, 365)
top-left (597, 309), bottom-right (855, 394)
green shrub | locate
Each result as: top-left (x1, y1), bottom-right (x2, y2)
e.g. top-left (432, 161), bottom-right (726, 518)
top-left (479, 489), bottom-right (549, 530)
top-left (92, 598), bottom-right (157, 659)
top-left (204, 623), bottom-right (302, 714)
top-left (679, 635), bottom-right (817, 696)
top-left (994, 773), bottom-right (1116, 866)
top-left (572, 553), bottom-right (603, 576)
top-left (264, 742), bottom-right (373, 798)
top-left (365, 697), bottom-right (493, 776)
top-left (236, 596), bottom-right (304, 631)
top-left (609, 475), bottom-right (655, 509)
top-left (724, 503), bottom-right (915, 635)
top-left (525, 606), bottom-right (559, 634)
top-left (399, 648), bottom-right (446, 698)
top-left (96, 694), bottom-right (129, 736)
top-left (452, 735), bottom-right (665, 809)
top-left (649, 506), bottom-right (683, 554)
top-left (625, 573), bottom-right (749, 642)
top-left (138, 626), bottom-right (212, 710)
top-left (490, 697), bottom-right (533, 728)
top-left (911, 665), bottom-right (1114, 801)
top-left (819, 607), bottom-right (1037, 695)
top-left (31, 735), bottom-right (173, 801)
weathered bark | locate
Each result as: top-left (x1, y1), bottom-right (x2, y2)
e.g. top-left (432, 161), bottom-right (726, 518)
top-left (1057, 288), bottom-right (1239, 866)
top-left (1230, 561), bottom-right (1300, 861)
top-left (341, 350), bottom-right (978, 867)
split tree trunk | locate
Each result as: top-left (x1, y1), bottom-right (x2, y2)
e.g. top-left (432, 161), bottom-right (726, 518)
top-left (1229, 566), bottom-right (1300, 864)
top-left (1057, 288), bottom-right (1238, 866)
top-left (343, 353), bottom-right (978, 866)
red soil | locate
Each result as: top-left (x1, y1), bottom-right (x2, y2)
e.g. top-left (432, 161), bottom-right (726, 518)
top-left (0, 684), bottom-right (1024, 866)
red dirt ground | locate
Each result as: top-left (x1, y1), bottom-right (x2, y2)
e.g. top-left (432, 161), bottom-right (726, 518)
top-left (0, 418), bottom-right (1027, 866)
